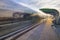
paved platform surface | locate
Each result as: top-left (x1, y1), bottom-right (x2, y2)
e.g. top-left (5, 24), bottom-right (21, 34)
top-left (16, 20), bottom-right (59, 40)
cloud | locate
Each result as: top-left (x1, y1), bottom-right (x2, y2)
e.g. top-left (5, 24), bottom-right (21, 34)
top-left (0, 2), bottom-right (6, 6)
top-left (12, 0), bottom-right (60, 9)
top-left (0, 0), bottom-right (60, 11)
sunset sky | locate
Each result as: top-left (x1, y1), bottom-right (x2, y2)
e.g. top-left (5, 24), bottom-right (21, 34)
top-left (12, 0), bottom-right (60, 9)
top-left (0, 0), bottom-right (60, 17)
top-left (0, 0), bottom-right (60, 9)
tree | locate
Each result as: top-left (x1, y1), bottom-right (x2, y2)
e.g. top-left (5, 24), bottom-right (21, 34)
top-left (40, 8), bottom-right (59, 17)
top-left (40, 8), bottom-right (60, 25)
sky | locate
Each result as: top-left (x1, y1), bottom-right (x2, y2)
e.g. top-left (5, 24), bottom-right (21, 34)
top-left (0, 0), bottom-right (46, 13)
top-left (0, 0), bottom-right (60, 13)
top-left (0, 0), bottom-right (60, 17)
top-left (0, 0), bottom-right (60, 9)
top-left (12, 0), bottom-right (60, 9)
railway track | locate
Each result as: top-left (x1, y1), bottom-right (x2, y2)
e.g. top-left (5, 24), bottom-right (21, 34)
top-left (0, 20), bottom-right (34, 40)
